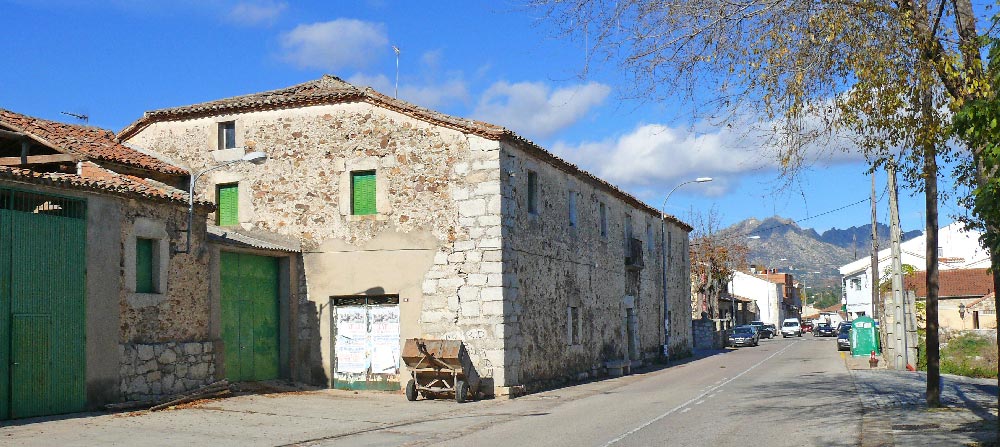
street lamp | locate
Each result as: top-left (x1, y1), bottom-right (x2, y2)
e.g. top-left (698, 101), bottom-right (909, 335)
top-left (175, 150), bottom-right (268, 254)
top-left (661, 176), bottom-right (712, 360)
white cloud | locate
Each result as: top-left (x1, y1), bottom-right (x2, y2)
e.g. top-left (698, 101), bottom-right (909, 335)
top-left (473, 81), bottom-right (610, 139)
top-left (278, 19), bottom-right (388, 71)
top-left (228, 1), bottom-right (287, 26)
top-left (551, 118), bottom-right (865, 193)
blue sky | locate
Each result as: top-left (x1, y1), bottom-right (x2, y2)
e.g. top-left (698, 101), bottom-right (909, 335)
top-left (1, 0), bottom-right (965, 234)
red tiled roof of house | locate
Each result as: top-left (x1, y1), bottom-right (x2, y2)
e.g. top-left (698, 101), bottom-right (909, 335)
top-left (0, 165), bottom-right (212, 208)
top-left (118, 75), bottom-right (692, 232)
top-left (902, 268), bottom-right (993, 298)
top-left (0, 109), bottom-right (187, 176)
top-left (967, 293), bottom-right (993, 310)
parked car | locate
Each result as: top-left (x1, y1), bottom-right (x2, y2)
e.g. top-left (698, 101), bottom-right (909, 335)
top-left (814, 323), bottom-right (836, 337)
top-left (764, 324), bottom-right (778, 339)
top-left (781, 318), bottom-right (802, 337)
top-left (750, 321), bottom-right (772, 339)
top-left (837, 321), bottom-right (853, 333)
top-left (837, 326), bottom-right (852, 351)
top-left (801, 321), bottom-right (814, 333)
top-left (729, 325), bottom-right (759, 347)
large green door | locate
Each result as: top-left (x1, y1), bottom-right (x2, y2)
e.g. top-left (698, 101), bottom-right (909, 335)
top-left (0, 189), bottom-right (87, 420)
top-left (220, 252), bottom-right (279, 382)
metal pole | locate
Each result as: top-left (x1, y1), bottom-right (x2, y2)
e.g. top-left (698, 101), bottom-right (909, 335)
top-left (870, 173), bottom-right (879, 320)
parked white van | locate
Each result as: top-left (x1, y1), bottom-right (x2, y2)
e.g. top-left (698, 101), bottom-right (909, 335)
top-left (781, 318), bottom-right (802, 337)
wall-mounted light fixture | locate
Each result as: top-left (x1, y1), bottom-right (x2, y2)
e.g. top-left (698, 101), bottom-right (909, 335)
top-left (174, 150), bottom-right (267, 254)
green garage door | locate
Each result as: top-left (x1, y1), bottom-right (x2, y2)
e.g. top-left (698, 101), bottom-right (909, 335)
top-left (220, 252), bottom-right (280, 382)
top-left (0, 189), bottom-right (87, 420)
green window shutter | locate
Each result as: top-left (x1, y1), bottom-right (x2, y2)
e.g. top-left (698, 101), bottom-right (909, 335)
top-left (217, 183), bottom-right (239, 226)
top-left (136, 238), bottom-right (154, 293)
top-left (351, 171), bottom-right (377, 215)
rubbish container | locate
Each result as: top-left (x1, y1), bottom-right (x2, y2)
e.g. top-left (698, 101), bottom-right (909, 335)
top-left (850, 315), bottom-right (880, 356)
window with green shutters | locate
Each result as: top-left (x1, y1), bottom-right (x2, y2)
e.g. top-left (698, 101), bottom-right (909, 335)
top-left (136, 238), bottom-right (155, 293)
top-left (217, 183), bottom-right (239, 226)
top-left (351, 171), bottom-right (377, 215)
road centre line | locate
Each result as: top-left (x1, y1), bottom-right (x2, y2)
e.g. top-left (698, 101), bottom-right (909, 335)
top-left (602, 341), bottom-right (799, 446)
top-left (695, 400), bottom-right (704, 405)
top-left (681, 408), bottom-right (691, 413)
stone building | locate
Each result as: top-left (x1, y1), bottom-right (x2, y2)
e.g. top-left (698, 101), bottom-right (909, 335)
top-left (119, 75), bottom-right (693, 395)
top-left (0, 110), bottom-right (221, 419)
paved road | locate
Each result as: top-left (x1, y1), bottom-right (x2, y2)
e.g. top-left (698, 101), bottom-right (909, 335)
top-left (1, 335), bottom-right (862, 446)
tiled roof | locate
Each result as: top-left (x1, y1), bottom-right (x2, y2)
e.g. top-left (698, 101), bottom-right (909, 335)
top-left (903, 268), bottom-right (993, 298)
top-left (119, 75), bottom-right (692, 231)
top-left (0, 164), bottom-right (210, 207)
top-left (968, 293), bottom-right (995, 310)
top-left (0, 109), bottom-right (187, 176)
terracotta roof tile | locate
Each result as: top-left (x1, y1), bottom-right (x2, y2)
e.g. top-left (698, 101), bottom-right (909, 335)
top-left (0, 164), bottom-right (211, 208)
top-left (903, 268), bottom-right (994, 298)
top-left (0, 109), bottom-right (187, 176)
top-left (118, 75), bottom-right (692, 231)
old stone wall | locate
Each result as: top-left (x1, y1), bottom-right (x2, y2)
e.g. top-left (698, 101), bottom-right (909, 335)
top-left (499, 141), bottom-right (692, 388)
top-left (692, 318), bottom-right (725, 349)
top-left (118, 341), bottom-right (216, 402)
top-left (116, 199), bottom-right (215, 401)
top-left (119, 200), bottom-right (211, 343)
top-left (125, 103), bottom-right (508, 391)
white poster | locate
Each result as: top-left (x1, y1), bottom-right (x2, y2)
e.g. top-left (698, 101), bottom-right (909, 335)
top-left (369, 306), bottom-right (400, 374)
top-left (335, 306), bottom-right (368, 374)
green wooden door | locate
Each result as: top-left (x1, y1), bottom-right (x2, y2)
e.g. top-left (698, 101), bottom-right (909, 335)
top-left (1, 189), bottom-right (87, 420)
top-left (220, 252), bottom-right (279, 382)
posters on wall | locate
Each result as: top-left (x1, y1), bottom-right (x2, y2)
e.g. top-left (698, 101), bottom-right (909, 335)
top-left (334, 305), bottom-right (400, 376)
top-left (370, 306), bottom-right (400, 374)
top-left (335, 306), bottom-right (368, 374)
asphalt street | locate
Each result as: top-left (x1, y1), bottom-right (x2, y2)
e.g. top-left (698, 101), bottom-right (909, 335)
top-left (1, 335), bottom-right (862, 446)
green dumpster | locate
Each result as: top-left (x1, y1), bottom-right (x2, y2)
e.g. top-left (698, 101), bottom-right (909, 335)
top-left (850, 316), bottom-right (880, 357)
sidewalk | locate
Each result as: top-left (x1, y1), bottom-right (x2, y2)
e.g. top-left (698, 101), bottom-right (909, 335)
top-left (845, 353), bottom-right (999, 446)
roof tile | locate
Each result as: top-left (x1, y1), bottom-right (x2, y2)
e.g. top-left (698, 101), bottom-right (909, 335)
top-left (0, 109), bottom-right (187, 175)
top-left (903, 268), bottom-right (994, 298)
top-left (118, 75), bottom-right (691, 231)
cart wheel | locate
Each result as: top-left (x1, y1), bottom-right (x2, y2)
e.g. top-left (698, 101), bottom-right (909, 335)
top-left (405, 379), bottom-right (417, 401)
top-left (455, 380), bottom-right (468, 403)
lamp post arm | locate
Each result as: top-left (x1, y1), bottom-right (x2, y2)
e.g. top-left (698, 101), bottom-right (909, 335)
top-left (177, 159), bottom-right (244, 254)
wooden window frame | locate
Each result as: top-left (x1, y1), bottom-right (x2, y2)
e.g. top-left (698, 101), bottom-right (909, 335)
top-left (218, 121), bottom-right (236, 150)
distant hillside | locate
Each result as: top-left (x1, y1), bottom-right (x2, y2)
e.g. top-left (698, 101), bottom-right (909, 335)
top-left (820, 223), bottom-right (922, 251)
top-left (717, 217), bottom-right (856, 290)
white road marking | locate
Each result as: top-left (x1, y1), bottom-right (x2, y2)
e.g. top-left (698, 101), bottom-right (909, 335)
top-left (708, 393), bottom-right (718, 398)
top-left (680, 408), bottom-right (691, 413)
top-left (602, 341), bottom-right (799, 446)
top-left (695, 400), bottom-right (704, 405)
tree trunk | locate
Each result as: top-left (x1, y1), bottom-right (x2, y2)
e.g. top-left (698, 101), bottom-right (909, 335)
top-left (924, 144), bottom-right (941, 408)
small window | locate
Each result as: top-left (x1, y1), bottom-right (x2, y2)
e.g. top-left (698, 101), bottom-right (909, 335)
top-left (216, 183), bottom-right (239, 225)
top-left (646, 222), bottom-right (655, 250)
top-left (568, 191), bottom-right (577, 227)
top-left (351, 170), bottom-right (377, 215)
top-left (218, 121), bottom-right (236, 150)
top-left (599, 202), bottom-right (608, 237)
top-left (136, 238), bottom-right (156, 293)
top-left (624, 213), bottom-right (633, 247)
top-left (527, 171), bottom-right (539, 214)
top-left (568, 306), bottom-right (581, 345)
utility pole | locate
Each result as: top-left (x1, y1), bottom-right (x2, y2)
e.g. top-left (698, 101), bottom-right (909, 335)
top-left (870, 173), bottom-right (879, 320)
top-left (887, 163), bottom-right (914, 369)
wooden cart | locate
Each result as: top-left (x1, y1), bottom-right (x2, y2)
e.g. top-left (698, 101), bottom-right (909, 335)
top-left (401, 338), bottom-right (479, 403)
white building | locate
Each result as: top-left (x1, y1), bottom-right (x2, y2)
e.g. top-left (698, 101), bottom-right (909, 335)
top-left (728, 271), bottom-right (786, 326)
top-left (838, 222), bottom-right (987, 319)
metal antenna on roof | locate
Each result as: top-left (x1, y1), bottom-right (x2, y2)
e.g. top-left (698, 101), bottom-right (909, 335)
top-left (392, 45), bottom-right (401, 98)
top-left (60, 111), bottom-right (89, 124)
